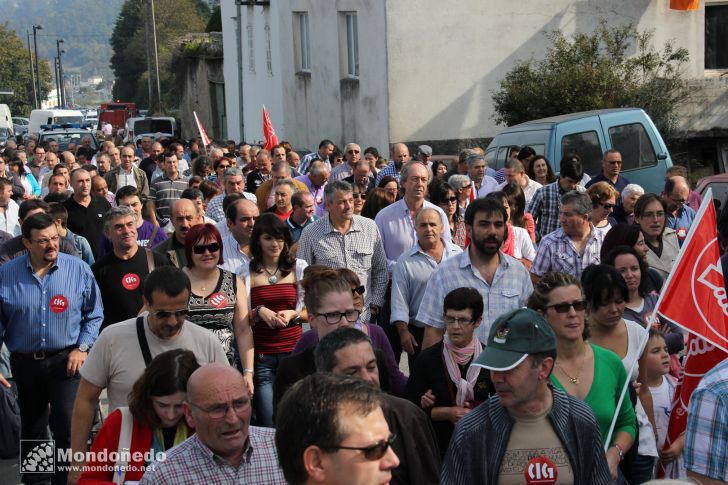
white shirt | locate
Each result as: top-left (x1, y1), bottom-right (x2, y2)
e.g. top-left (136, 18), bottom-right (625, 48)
top-left (475, 175), bottom-right (499, 199)
top-left (498, 177), bottom-right (542, 204)
top-left (0, 199), bottom-right (20, 236)
top-left (118, 167), bottom-right (137, 189)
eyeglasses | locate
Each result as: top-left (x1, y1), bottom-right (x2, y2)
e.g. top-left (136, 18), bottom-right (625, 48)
top-left (218, 164), bottom-right (231, 170)
top-left (152, 308), bottom-right (189, 319)
top-left (188, 398), bottom-right (250, 419)
top-left (352, 193), bottom-right (366, 200)
top-left (315, 309), bottom-right (361, 324)
top-left (545, 300), bottom-right (586, 313)
top-left (193, 242), bottom-right (220, 254)
top-left (30, 235), bottom-right (61, 246)
top-left (642, 211), bottom-right (665, 219)
top-left (322, 434), bottom-right (397, 461)
top-left (443, 316), bottom-right (475, 326)
top-left (600, 202), bottom-right (615, 210)
top-left (351, 285), bottom-right (365, 295)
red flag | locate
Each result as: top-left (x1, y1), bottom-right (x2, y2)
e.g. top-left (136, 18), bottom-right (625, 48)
top-left (656, 190), bottom-right (728, 352)
top-left (262, 105), bottom-right (279, 151)
top-left (670, 0), bottom-right (699, 10)
top-left (193, 111), bottom-right (212, 149)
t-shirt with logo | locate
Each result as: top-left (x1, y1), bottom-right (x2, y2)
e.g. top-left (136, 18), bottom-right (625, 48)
top-left (91, 248), bottom-right (170, 329)
top-left (498, 406), bottom-right (574, 485)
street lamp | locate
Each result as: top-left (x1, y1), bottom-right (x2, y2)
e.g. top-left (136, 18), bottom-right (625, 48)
top-left (32, 25), bottom-right (43, 108)
top-left (57, 39), bottom-right (65, 107)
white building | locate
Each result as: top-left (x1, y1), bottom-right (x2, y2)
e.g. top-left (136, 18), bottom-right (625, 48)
top-left (221, 0), bottom-right (728, 154)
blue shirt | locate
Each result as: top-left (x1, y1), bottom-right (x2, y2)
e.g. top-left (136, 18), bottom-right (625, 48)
top-left (0, 253), bottom-right (103, 353)
top-left (286, 215), bottom-right (318, 243)
top-left (666, 205), bottom-right (696, 246)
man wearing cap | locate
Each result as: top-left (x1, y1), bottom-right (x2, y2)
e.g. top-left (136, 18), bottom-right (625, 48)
top-left (418, 145), bottom-right (433, 167)
top-left (441, 308), bottom-right (611, 485)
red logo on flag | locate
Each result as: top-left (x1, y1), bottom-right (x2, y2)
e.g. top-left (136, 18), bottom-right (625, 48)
top-left (209, 292), bottom-right (229, 309)
top-left (122, 273), bottom-right (140, 291)
top-left (50, 295), bottom-right (68, 313)
top-left (524, 456), bottom-right (558, 485)
top-left (262, 106), bottom-right (279, 151)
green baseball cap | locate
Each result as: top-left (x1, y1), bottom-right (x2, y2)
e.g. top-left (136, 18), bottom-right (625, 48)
top-left (474, 308), bottom-right (556, 371)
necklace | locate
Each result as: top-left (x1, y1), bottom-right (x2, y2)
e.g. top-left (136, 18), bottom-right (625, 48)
top-left (263, 264), bottom-right (280, 284)
top-left (556, 345), bottom-right (587, 385)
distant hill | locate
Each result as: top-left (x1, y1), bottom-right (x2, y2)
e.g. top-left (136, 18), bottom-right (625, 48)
top-left (1, 0), bottom-right (121, 79)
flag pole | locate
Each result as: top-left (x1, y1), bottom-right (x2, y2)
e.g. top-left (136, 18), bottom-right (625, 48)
top-left (193, 111), bottom-right (210, 156)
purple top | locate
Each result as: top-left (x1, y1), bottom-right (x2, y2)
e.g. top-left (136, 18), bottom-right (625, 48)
top-left (293, 324), bottom-right (408, 396)
top-left (98, 220), bottom-right (168, 258)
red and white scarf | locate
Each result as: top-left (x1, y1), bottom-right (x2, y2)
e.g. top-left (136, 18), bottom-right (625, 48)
top-left (442, 337), bottom-right (482, 407)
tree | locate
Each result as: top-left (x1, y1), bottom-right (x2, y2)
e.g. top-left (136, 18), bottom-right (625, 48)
top-left (0, 23), bottom-right (52, 117)
top-left (206, 5), bottom-right (221, 33)
top-left (491, 21), bottom-right (691, 137)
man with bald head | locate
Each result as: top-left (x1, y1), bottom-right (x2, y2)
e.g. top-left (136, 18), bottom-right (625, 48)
top-left (153, 198), bottom-right (203, 267)
top-left (139, 364), bottom-right (286, 484)
top-left (64, 168), bottom-right (112, 257)
top-left (375, 143), bottom-right (411, 185)
top-left (330, 142), bottom-right (361, 182)
top-left (62, 151), bottom-right (78, 171)
top-left (665, 175), bottom-right (696, 246)
top-left (221, 197), bottom-right (259, 277)
top-left (139, 141), bottom-right (164, 184)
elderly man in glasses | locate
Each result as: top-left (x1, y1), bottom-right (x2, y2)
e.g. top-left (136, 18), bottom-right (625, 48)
top-left (68, 266), bottom-right (227, 484)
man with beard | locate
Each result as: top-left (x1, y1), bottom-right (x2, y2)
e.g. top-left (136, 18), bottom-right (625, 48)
top-left (418, 198), bottom-right (532, 348)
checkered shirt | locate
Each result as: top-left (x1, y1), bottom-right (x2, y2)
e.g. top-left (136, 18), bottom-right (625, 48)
top-left (526, 181), bottom-right (584, 240)
top-left (139, 428), bottom-right (286, 485)
top-left (299, 152), bottom-right (331, 174)
top-left (206, 191), bottom-right (258, 223)
top-left (296, 214), bottom-right (388, 307)
top-left (375, 161), bottom-right (400, 185)
top-left (330, 162), bottom-right (354, 182)
top-left (530, 227), bottom-right (603, 280)
top-left (416, 249), bottom-right (533, 344)
top-left (684, 357), bottom-right (728, 481)
top-left (148, 175), bottom-right (190, 226)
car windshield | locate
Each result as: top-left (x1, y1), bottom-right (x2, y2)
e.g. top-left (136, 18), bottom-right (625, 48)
top-left (0, 127), bottom-right (9, 138)
top-left (52, 116), bottom-right (84, 125)
top-left (40, 132), bottom-right (98, 151)
top-left (133, 119), bottom-right (173, 134)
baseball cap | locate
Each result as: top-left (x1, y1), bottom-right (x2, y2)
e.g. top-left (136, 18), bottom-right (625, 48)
top-left (418, 145), bottom-right (432, 157)
top-left (474, 308), bottom-right (556, 371)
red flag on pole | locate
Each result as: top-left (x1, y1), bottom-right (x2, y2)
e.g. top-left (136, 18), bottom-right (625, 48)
top-left (262, 105), bottom-right (279, 151)
top-left (670, 0), bottom-right (699, 10)
top-left (193, 111), bottom-right (212, 153)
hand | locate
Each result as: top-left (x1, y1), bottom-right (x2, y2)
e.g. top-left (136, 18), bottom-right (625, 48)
top-left (606, 448), bottom-right (620, 481)
top-left (397, 326), bottom-right (418, 355)
top-left (276, 310), bottom-right (298, 325)
top-left (448, 406), bottom-right (472, 424)
top-left (261, 307), bottom-right (286, 329)
top-left (242, 373), bottom-right (254, 397)
top-left (420, 389), bottom-right (436, 409)
top-left (659, 436), bottom-right (684, 463)
top-left (632, 380), bottom-right (642, 394)
top-left (67, 468), bottom-right (82, 485)
top-left (66, 349), bottom-right (87, 376)
top-left (0, 372), bottom-right (10, 388)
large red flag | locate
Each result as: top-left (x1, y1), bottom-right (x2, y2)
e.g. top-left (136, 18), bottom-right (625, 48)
top-left (262, 106), bottom-right (279, 151)
top-left (193, 111), bottom-right (212, 152)
top-left (670, 0), bottom-right (699, 10)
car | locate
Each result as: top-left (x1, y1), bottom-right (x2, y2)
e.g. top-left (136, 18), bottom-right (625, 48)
top-left (38, 127), bottom-right (99, 152)
top-left (12, 117), bottom-right (29, 136)
top-left (696, 173), bottom-right (728, 214)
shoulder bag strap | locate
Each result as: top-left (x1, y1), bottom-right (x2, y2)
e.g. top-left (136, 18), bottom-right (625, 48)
top-left (135, 316), bottom-right (153, 366)
top-left (148, 224), bottom-right (159, 248)
top-left (112, 407), bottom-right (134, 484)
top-left (145, 248), bottom-right (155, 274)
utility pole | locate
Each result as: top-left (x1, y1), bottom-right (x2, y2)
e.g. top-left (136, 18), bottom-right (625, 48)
top-left (32, 25), bottom-right (43, 108)
top-left (150, 0), bottom-right (162, 113)
top-left (27, 30), bottom-right (38, 109)
top-left (54, 57), bottom-right (60, 107)
top-left (57, 39), bottom-right (65, 107)
top-left (144, 2), bottom-right (153, 112)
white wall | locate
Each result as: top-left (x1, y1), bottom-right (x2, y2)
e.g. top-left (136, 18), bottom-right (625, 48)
top-left (384, 0), bottom-right (707, 141)
top-left (221, 0), bottom-right (242, 142)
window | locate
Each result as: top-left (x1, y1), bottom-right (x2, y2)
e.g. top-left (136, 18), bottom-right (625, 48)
top-left (293, 12), bottom-right (311, 72)
top-left (608, 123), bottom-right (657, 171)
top-left (246, 24), bottom-right (255, 73)
top-left (561, 131), bottom-right (602, 176)
top-left (705, 5), bottom-right (728, 70)
top-left (344, 12), bottom-right (359, 77)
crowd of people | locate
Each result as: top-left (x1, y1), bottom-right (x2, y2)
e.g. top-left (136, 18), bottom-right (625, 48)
top-left (0, 132), bottom-right (725, 485)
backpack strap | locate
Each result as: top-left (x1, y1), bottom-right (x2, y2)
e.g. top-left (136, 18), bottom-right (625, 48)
top-left (135, 316), bottom-right (153, 366)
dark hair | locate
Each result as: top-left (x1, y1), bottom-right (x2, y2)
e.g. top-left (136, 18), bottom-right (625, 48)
top-left (291, 191), bottom-right (311, 209)
top-left (517, 146), bottom-right (537, 161)
top-left (198, 179), bottom-right (221, 201)
top-left (181, 187), bottom-right (204, 202)
top-left (360, 187), bottom-right (394, 220)
top-left (602, 245), bottom-right (651, 297)
top-left (43, 192), bottom-right (70, 203)
top-left (275, 373), bottom-right (381, 485)
top-left (377, 175), bottom-right (398, 190)
top-left (526, 155), bottom-right (556, 184)
top-left (430, 160), bottom-right (449, 178)
top-left (486, 191), bottom-right (510, 223)
top-left (143, 266), bottom-right (192, 305)
top-left (501, 182), bottom-right (527, 228)
top-left (184, 223), bottom-right (224, 268)
top-left (47, 202), bottom-right (68, 228)
top-left (249, 213), bottom-right (295, 277)
top-left (19, 199), bottom-right (49, 221)
top-left (314, 327), bottom-right (374, 373)
top-left (128, 349), bottom-right (200, 427)
top-left (115, 185), bottom-right (144, 205)
top-left (191, 156), bottom-right (212, 177)
top-left (443, 288), bottom-right (484, 321)
top-left (222, 194), bottom-right (245, 220)
top-left (364, 146), bottom-right (379, 158)
top-left (600, 223), bottom-right (642, 259)
top-left (464, 197), bottom-right (507, 227)
top-left (52, 163), bottom-right (69, 175)
top-left (429, 180), bottom-right (461, 222)
top-left (559, 153), bottom-right (583, 181)
top-left (81, 163), bottom-right (96, 173)
top-left (581, 264), bottom-right (629, 312)
top-left (319, 139), bottom-right (335, 150)
top-left (300, 265), bottom-right (352, 314)
top-left (21, 213), bottom-right (55, 240)
top-left (634, 193), bottom-right (667, 218)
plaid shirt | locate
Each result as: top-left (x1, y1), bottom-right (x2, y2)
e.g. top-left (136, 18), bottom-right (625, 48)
top-left (526, 181), bottom-right (584, 240)
top-left (296, 214), bottom-right (388, 307)
top-left (375, 161), bottom-right (401, 185)
top-left (299, 152), bottom-right (331, 174)
top-left (531, 227), bottom-right (603, 280)
top-left (684, 357), bottom-right (728, 481)
top-left (206, 191), bottom-right (258, 223)
top-left (148, 174), bottom-right (190, 226)
top-left (139, 428), bottom-right (286, 485)
top-left (416, 249), bottom-right (532, 344)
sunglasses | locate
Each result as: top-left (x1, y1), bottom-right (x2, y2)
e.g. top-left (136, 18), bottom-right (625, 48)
top-left (193, 242), bottom-right (220, 254)
top-left (601, 203), bottom-right (615, 210)
top-left (152, 308), bottom-right (189, 319)
top-left (442, 196), bottom-right (458, 203)
top-left (347, 150), bottom-right (361, 154)
top-left (323, 434), bottom-right (397, 460)
top-left (351, 285), bottom-right (365, 295)
top-left (352, 193), bottom-right (366, 200)
top-left (545, 300), bottom-right (586, 313)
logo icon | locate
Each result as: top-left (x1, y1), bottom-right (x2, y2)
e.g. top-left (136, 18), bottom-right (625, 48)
top-left (209, 292), bottom-right (229, 309)
top-left (122, 273), bottom-right (141, 291)
top-left (50, 295), bottom-right (68, 313)
top-left (524, 455), bottom-right (557, 485)
top-left (494, 326), bottom-right (509, 344)
top-left (20, 440), bottom-right (55, 473)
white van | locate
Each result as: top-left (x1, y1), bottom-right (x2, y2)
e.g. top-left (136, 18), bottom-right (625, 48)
top-left (28, 109), bottom-right (85, 136)
top-left (0, 105), bottom-right (13, 147)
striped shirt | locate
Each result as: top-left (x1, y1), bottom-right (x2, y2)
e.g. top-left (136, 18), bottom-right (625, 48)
top-left (148, 174), bottom-right (190, 226)
top-left (139, 429), bottom-right (286, 485)
top-left (0, 253), bottom-right (103, 353)
top-left (375, 161), bottom-right (401, 185)
top-left (206, 191), bottom-right (257, 223)
top-left (416, 249), bottom-right (532, 344)
top-left (297, 214), bottom-right (388, 307)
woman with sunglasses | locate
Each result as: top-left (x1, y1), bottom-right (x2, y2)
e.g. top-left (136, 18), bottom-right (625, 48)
top-left (430, 180), bottom-right (467, 249)
top-left (588, 181), bottom-right (619, 237)
top-left (291, 266), bottom-right (407, 396)
top-left (246, 213), bottom-right (308, 427)
top-left (352, 184), bottom-right (366, 215)
top-left (528, 272), bottom-right (636, 481)
top-left (182, 224), bottom-right (253, 387)
top-left (448, 174), bottom-right (471, 220)
top-left (635, 193), bottom-right (679, 281)
top-left (78, 349), bottom-right (198, 484)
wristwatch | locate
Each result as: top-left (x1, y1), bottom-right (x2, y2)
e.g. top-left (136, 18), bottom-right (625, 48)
top-left (77, 344), bottom-right (90, 353)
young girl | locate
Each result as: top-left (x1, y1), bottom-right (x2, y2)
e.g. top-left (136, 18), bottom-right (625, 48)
top-left (640, 329), bottom-right (685, 479)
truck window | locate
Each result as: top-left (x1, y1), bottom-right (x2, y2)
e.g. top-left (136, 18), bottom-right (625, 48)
top-left (608, 123), bottom-right (657, 171)
top-left (561, 131), bottom-right (602, 177)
